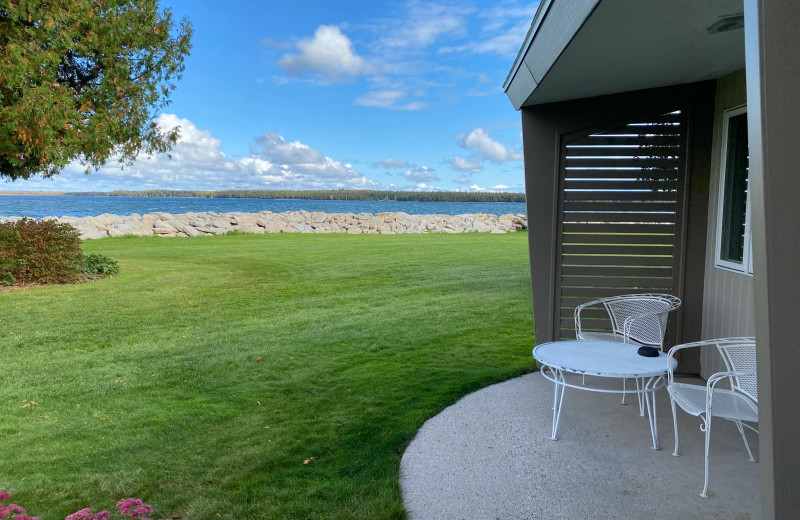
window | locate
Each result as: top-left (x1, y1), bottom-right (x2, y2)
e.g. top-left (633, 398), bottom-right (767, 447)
top-left (716, 106), bottom-right (752, 274)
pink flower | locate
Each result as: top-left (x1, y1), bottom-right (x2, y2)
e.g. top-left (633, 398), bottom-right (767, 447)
top-left (65, 508), bottom-right (94, 520)
top-left (0, 492), bottom-right (10, 501)
top-left (64, 508), bottom-right (110, 520)
top-left (12, 515), bottom-right (38, 520)
top-left (115, 499), bottom-right (142, 516)
top-left (131, 504), bottom-right (153, 518)
top-left (7, 507), bottom-right (23, 514)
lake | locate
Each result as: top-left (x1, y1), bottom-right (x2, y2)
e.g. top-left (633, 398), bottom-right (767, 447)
top-left (0, 195), bottom-right (527, 220)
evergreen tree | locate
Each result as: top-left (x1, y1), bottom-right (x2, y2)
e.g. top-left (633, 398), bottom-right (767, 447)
top-left (0, 0), bottom-right (192, 180)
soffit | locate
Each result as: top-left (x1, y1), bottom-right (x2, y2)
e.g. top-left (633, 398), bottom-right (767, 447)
top-left (508, 0), bottom-right (745, 108)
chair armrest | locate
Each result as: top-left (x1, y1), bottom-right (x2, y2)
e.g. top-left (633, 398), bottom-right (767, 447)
top-left (573, 298), bottom-right (609, 339)
top-left (706, 370), bottom-right (757, 391)
top-left (666, 340), bottom-right (721, 386)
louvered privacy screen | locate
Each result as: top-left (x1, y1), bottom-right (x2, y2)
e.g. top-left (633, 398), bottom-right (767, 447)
top-left (556, 111), bottom-right (685, 341)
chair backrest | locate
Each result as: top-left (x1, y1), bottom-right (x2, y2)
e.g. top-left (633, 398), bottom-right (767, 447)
top-left (715, 337), bottom-right (758, 403)
top-left (602, 293), bottom-right (682, 347)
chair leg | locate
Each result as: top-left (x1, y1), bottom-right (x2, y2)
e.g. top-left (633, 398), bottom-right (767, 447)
top-left (701, 415), bottom-right (711, 498)
top-left (735, 420), bottom-right (757, 462)
top-left (670, 397), bottom-right (680, 457)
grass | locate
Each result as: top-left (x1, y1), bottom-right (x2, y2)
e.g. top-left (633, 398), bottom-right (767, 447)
top-left (0, 232), bottom-right (535, 519)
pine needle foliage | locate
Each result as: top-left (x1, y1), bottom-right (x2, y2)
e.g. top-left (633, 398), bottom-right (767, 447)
top-left (0, 0), bottom-right (192, 180)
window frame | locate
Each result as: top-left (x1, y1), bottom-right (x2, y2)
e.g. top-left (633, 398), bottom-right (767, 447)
top-left (715, 105), bottom-right (753, 275)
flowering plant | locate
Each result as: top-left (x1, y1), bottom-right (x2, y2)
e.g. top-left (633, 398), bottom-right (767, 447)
top-left (0, 493), bottom-right (167, 520)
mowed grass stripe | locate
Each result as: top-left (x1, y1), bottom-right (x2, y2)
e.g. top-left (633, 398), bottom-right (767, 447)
top-left (0, 232), bottom-right (534, 519)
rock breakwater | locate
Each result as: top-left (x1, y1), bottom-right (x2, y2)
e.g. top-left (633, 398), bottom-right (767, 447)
top-left (1, 211), bottom-right (527, 239)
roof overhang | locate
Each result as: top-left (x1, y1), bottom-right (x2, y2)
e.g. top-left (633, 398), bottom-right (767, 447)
top-left (504, 0), bottom-right (746, 109)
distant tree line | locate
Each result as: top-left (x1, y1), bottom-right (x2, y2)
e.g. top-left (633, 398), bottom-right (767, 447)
top-left (67, 189), bottom-right (527, 203)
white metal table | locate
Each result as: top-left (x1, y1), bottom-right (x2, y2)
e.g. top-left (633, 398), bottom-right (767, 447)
top-left (532, 340), bottom-right (678, 450)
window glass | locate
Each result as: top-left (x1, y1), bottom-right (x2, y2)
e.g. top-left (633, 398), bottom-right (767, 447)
top-left (719, 111), bottom-right (749, 265)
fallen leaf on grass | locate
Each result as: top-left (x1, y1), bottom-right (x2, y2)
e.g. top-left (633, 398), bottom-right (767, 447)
top-left (20, 401), bottom-right (40, 408)
top-left (256, 356), bottom-right (262, 362)
top-left (303, 457), bottom-right (316, 465)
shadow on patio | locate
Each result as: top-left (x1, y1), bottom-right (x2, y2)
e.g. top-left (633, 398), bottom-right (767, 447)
top-left (400, 372), bottom-right (759, 519)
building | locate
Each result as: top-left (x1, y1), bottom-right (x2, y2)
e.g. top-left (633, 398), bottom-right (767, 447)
top-left (503, 1), bottom-right (799, 517)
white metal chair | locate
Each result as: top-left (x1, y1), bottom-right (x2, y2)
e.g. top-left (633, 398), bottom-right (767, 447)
top-left (574, 293), bottom-right (682, 408)
top-left (574, 293), bottom-right (682, 347)
top-left (667, 337), bottom-right (758, 497)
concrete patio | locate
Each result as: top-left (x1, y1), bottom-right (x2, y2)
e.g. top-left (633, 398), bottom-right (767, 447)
top-left (400, 372), bottom-right (760, 519)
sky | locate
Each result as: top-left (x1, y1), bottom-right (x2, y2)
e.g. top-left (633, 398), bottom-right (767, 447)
top-left (6, 0), bottom-right (539, 193)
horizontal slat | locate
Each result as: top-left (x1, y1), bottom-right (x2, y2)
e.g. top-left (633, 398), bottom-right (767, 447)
top-left (561, 275), bottom-right (673, 289)
top-left (561, 286), bottom-right (674, 297)
top-left (562, 255), bottom-right (674, 267)
top-left (564, 180), bottom-right (678, 191)
top-left (622, 122), bottom-right (682, 131)
top-left (564, 190), bottom-right (677, 202)
top-left (564, 145), bottom-right (680, 157)
top-left (575, 136), bottom-right (681, 146)
top-left (563, 201), bottom-right (676, 212)
top-left (565, 158), bottom-right (679, 169)
top-left (561, 265), bottom-right (672, 277)
top-left (560, 318), bottom-right (613, 330)
top-left (562, 223), bottom-right (674, 234)
top-left (562, 233), bottom-right (675, 245)
top-left (563, 212), bottom-right (676, 224)
top-left (560, 307), bottom-right (610, 319)
top-left (562, 244), bottom-right (673, 256)
top-left (564, 168), bottom-right (679, 180)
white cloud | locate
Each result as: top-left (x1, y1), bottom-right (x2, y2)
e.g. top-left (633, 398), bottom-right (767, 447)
top-left (451, 155), bottom-right (483, 173)
top-left (439, 3), bottom-right (538, 56)
top-left (467, 184), bottom-right (513, 192)
top-left (253, 132), bottom-right (325, 166)
top-left (454, 176), bottom-right (470, 184)
top-left (354, 89), bottom-right (427, 111)
top-left (459, 128), bottom-right (522, 163)
top-left (372, 158), bottom-right (414, 169)
top-left (278, 25), bottom-right (374, 82)
top-left (13, 115), bottom-right (380, 191)
top-left (468, 20), bottom-right (533, 55)
top-left (377, 2), bottom-right (471, 52)
top-left (400, 166), bottom-right (439, 182)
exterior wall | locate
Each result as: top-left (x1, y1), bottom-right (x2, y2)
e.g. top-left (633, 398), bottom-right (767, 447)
top-left (746, 1), bottom-right (800, 515)
top-left (700, 70), bottom-right (755, 379)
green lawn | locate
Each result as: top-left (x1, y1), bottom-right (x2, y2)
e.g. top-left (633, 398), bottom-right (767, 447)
top-left (0, 232), bottom-right (535, 519)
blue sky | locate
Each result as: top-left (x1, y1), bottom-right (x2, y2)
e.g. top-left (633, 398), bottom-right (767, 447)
top-left (8, 0), bottom-right (538, 193)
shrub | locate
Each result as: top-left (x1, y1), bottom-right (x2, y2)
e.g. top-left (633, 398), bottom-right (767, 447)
top-left (0, 219), bottom-right (120, 286)
top-left (0, 218), bottom-right (83, 285)
top-left (82, 253), bottom-right (120, 279)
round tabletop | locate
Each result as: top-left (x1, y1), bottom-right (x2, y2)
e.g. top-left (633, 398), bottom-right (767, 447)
top-left (532, 340), bottom-right (676, 378)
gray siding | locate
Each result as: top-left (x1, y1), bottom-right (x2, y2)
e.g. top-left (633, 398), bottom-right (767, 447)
top-left (701, 70), bottom-right (755, 378)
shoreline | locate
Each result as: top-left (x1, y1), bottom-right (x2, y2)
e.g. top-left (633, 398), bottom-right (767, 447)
top-left (1, 210), bottom-right (527, 239)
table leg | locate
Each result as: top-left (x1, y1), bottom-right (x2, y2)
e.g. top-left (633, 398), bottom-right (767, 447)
top-left (549, 367), bottom-right (566, 441)
top-left (642, 376), bottom-right (662, 450)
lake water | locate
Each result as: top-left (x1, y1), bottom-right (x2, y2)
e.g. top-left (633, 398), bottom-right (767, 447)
top-left (0, 195), bottom-right (527, 219)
